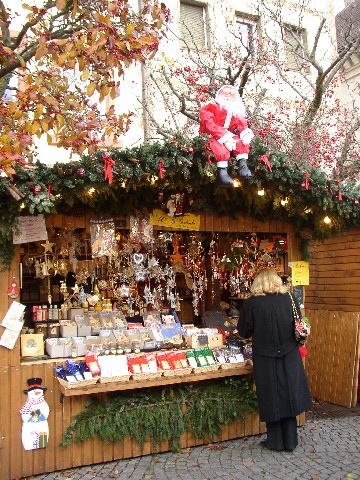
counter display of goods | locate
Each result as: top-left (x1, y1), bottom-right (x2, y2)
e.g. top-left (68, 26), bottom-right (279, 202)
top-left (55, 344), bottom-right (253, 395)
top-left (35, 311), bottom-right (249, 361)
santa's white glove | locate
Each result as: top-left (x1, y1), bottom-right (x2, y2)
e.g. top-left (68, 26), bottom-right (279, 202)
top-left (224, 138), bottom-right (237, 151)
top-left (240, 128), bottom-right (254, 145)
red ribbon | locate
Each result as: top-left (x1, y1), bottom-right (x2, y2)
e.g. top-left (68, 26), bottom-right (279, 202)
top-left (338, 188), bottom-right (342, 201)
top-left (305, 171), bottom-right (309, 190)
top-left (205, 144), bottom-right (213, 166)
top-left (47, 184), bottom-right (51, 196)
top-left (159, 159), bottom-right (165, 179)
top-left (259, 154), bottom-right (272, 172)
top-left (104, 152), bottom-right (115, 184)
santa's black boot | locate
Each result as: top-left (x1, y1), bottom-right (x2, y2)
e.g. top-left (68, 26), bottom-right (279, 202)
top-left (216, 167), bottom-right (234, 187)
top-left (237, 158), bottom-right (252, 178)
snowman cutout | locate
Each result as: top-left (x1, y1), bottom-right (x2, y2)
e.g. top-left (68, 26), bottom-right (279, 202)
top-left (20, 378), bottom-right (49, 450)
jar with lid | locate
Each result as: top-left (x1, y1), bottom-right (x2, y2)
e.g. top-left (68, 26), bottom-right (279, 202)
top-left (52, 305), bottom-right (59, 320)
top-left (36, 306), bottom-right (43, 322)
top-left (42, 305), bottom-right (49, 321)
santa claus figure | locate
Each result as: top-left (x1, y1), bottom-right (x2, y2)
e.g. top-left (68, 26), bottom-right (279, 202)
top-left (199, 85), bottom-right (254, 186)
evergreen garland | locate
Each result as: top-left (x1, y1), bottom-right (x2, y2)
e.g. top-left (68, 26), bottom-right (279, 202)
top-left (1, 134), bottom-right (360, 268)
top-left (60, 376), bottom-right (257, 452)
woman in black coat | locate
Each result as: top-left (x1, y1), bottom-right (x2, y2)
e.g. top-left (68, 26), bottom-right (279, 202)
top-left (237, 268), bottom-right (312, 452)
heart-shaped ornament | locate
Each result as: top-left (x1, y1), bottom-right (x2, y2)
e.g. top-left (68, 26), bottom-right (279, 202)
top-left (133, 253), bottom-right (144, 264)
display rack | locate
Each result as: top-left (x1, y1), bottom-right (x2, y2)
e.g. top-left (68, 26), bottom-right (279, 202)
top-left (58, 363), bottom-right (253, 396)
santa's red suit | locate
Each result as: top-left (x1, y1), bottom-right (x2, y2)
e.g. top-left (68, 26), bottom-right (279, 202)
top-left (199, 85), bottom-right (253, 185)
top-left (199, 102), bottom-right (251, 162)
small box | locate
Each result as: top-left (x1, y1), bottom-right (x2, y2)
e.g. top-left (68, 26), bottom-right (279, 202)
top-left (88, 312), bottom-right (101, 334)
top-left (21, 334), bottom-right (44, 357)
top-left (100, 312), bottom-right (114, 329)
top-left (69, 308), bottom-right (84, 321)
top-left (71, 337), bottom-right (87, 356)
top-left (85, 336), bottom-right (103, 354)
top-left (207, 334), bottom-right (224, 348)
top-left (159, 323), bottom-right (184, 345)
top-left (111, 311), bottom-right (127, 329)
top-left (186, 334), bottom-right (209, 349)
top-left (99, 330), bottom-right (117, 353)
top-left (45, 338), bottom-right (72, 358)
top-left (59, 320), bottom-right (78, 338)
top-left (143, 311), bottom-right (161, 328)
top-left (75, 315), bottom-right (92, 337)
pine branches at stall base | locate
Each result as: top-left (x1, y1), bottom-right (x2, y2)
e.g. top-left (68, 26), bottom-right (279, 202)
top-left (60, 376), bottom-right (257, 452)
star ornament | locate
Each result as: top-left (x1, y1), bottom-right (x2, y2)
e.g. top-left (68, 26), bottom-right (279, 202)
top-left (41, 240), bottom-right (54, 253)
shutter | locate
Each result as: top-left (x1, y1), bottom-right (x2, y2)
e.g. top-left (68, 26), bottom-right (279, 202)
top-left (180, 3), bottom-right (206, 49)
top-left (284, 29), bottom-right (301, 70)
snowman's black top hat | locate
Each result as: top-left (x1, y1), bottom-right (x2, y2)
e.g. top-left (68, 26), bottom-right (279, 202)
top-left (23, 377), bottom-right (47, 393)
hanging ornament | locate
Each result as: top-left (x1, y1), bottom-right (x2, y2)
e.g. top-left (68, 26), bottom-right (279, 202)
top-left (41, 241), bottom-right (54, 254)
top-left (77, 167), bottom-right (85, 176)
top-left (33, 185), bottom-right (41, 195)
top-left (7, 274), bottom-right (20, 299)
top-left (187, 147), bottom-right (194, 154)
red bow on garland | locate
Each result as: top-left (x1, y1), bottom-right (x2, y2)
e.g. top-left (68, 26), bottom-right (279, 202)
top-left (334, 179), bottom-right (342, 201)
top-left (304, 171), bottom-right (309, 190)
top-left (104, 152), bottom-right (115, 184)
top-left (159, 159), bottom-right (166, 179)
top-left (205, 144), bottom-right (213, 166)
top-left (259, 154), bottom-right (272, 172)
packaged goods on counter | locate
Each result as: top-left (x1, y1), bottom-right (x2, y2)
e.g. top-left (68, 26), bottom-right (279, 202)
top-left (55, 359), bottom-right (99, 389)
top-left (212, 347), bottom-right (244, 365)
top-left (85, 351), bottom-right (101, 376)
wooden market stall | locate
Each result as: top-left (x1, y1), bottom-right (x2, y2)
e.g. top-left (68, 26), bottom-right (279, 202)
top-left (304, 228), bottom-right (360, 408)
top-left (0, 211), bottom-right (303, 480)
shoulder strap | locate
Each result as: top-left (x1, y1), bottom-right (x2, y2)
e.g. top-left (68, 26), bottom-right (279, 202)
top-left (288, 292), bottom-right (298, 320)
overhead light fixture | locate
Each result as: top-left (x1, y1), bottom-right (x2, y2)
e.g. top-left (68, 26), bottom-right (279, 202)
top-left (323, 216), bottom-right (331, 224)
top-left (258, 189), bottom-right (265, 196)
top-left (280, 197), bottom-right (288, 206)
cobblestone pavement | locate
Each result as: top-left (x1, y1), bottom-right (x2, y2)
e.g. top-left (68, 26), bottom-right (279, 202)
top-left (25, 403), bottom-right (360, 480)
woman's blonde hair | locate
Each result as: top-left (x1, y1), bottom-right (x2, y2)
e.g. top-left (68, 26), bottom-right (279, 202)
top-left (250, 268), bottom-right (288, 296)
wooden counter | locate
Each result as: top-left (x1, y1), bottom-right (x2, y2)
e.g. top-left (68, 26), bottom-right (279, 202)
top-left (59, 364), bottom-right (253, 396)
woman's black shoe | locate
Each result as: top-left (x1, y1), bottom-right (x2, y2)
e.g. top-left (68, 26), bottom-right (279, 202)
top-left (260, 440), bottom-right (285, 451)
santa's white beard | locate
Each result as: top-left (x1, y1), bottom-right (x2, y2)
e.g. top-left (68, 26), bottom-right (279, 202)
top-left (217, 98), bottom-right (246, 118)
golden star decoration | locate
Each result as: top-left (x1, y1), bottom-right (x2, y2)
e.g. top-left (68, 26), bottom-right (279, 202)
top-left (41, 240), bottom-right (54, 253)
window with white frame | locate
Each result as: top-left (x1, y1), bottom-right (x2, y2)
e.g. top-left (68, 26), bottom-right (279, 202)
top-left (180, 1), bottom-right (207, 50)
top-left (283, 25), bottom-right (307, 71)
top-left (236, 15), bottom-right (259, 58)
top-left (2, 73), bottom-right (18, 101)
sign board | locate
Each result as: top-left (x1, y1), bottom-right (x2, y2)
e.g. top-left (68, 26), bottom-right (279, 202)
top-left (151, 209), bottom-right (200, 231)
top-left (291, 261), bottom-right (309, 286)
top-left (292, 285), bottom-right (304, 308)
top-left (13, 215), bottom-right (48, 244)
